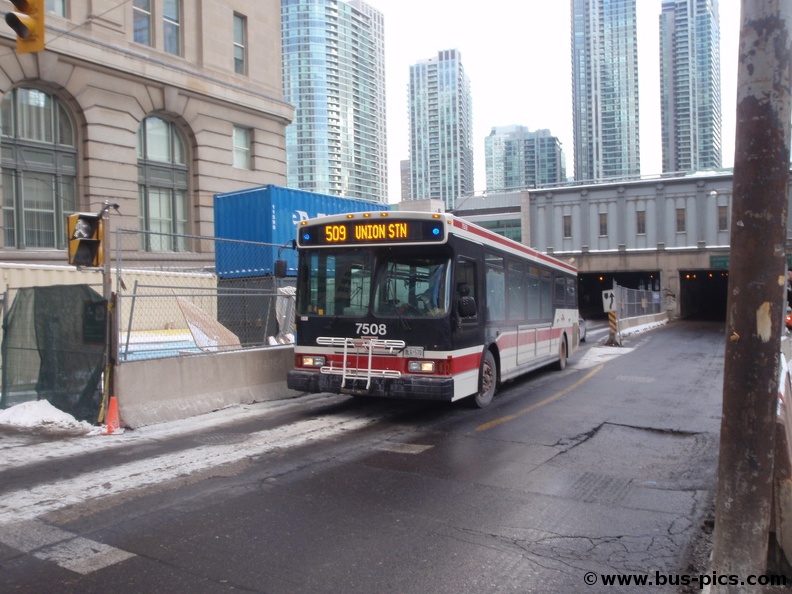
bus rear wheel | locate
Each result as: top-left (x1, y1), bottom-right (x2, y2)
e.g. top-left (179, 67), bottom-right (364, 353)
top-left (471, 350), bottom-right (496, 408)
top-left (556, 337), bottom-right (567, 371)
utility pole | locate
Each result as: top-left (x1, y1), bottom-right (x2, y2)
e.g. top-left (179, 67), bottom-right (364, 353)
top-left (98, 201), bottom-right (119, 424)
top-left (712, 1), bottom-right (792, 590)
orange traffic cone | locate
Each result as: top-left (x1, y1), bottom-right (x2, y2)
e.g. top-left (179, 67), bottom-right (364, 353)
top-left (103, 396), bottom-right (120, 435)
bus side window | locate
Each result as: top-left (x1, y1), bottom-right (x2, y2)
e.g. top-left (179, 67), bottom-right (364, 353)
top-left (567, 277), bottom-right (577, 307)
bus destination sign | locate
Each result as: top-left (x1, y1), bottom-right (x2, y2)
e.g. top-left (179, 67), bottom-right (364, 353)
top-left (298, 219), bottom-right (446, 246)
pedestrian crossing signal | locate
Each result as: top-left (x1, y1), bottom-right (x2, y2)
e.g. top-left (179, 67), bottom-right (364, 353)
top-left (67, 213), bottom-right (103, 267)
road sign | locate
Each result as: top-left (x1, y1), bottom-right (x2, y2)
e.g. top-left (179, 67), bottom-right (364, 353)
top-left (710, 255), bottom-right (730, 269)
top-left (602, 290), bottom-right (616, 313)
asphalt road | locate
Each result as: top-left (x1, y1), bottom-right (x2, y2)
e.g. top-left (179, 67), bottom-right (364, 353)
top-left (0, 320), bottom-right (726, 593)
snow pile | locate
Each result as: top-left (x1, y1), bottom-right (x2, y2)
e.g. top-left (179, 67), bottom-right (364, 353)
top-left (575, 344), bottom-right (635, 369)
top-left (0, 400), bottom-right (101, 436)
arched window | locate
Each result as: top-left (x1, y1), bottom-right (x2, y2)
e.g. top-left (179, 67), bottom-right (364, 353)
top-left (137, 116), bottom-right (188, 252)
top-left (1, 87), bottom-right (77, 249)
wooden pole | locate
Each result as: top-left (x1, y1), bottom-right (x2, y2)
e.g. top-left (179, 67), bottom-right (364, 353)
top-left (712, 1), bottom-right (792, 589)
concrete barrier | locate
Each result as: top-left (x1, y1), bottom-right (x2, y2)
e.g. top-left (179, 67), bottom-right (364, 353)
top-left (618, 311), bottom-right (668, 334)
top-left (606, 311), bottom-right (668, 345)
top-left (114, 345), bottom-right (301, 428)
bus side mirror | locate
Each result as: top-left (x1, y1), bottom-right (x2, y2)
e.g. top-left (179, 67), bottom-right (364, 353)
top-left (456, 282), bottom-right (476, 317)
top-left (274, 239), bottom-right (296, 278)
top-left (458, 296), bottom-right (476, 317)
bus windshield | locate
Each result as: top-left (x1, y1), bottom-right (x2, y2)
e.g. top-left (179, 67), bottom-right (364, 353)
top-left (297, 250), bottom-right (372, 317)
top-left (373, 256), bottom-right (449, 318)
top-left (296, 249), bottom-right (450, 318)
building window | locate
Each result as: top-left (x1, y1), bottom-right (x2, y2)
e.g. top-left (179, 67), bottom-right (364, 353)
top-left (676, 208), bottom-right (686, 233)
top-left (636, 210), bottom-right (646, 235)
top-left (233, 126), bottom-right (251, 169)
top-left (133, 0), bottom-right (152, 46)
top-left (137, 116), bottom-right (188, 252)
top-left (45, 0), bottom-right (66, 17)
top-left (234, 13), bottom-right (247, 75)
top-left (1, 88), bottom-right (77, 250)
top-left (718, 205), bottom-right (728, 232)
top-left (562, 214), bottom-right (572, 239)
top-left (163, 0), bottom-right (181, 56)
top-left (599, 212), bottom-right (608, 237)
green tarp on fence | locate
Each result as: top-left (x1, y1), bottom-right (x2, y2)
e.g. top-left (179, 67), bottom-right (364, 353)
top-left (1, 284), bottom-right (106, 423)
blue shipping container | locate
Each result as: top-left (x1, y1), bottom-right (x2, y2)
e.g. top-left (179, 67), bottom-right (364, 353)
top-left (213, 185), bottom-right (389, 278)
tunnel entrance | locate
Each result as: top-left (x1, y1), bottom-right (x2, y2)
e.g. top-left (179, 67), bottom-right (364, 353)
top-left (678, 270), bottom-right (729, 320)
top-left (578, 269), bottom-right (729, 321)
top-left (572, 250), bottom-right (791, 322)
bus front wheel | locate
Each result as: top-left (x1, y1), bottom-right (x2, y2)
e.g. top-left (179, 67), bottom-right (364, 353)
top-left (471, 350), bottom-right (497, 408)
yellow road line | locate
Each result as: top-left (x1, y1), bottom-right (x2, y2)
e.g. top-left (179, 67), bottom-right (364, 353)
top-left (475, 364), bottom-right (605, 432)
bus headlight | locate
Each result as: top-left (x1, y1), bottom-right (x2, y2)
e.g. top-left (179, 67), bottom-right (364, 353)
top-left (408, 360), bottom-right (435, 373)
top-left (301, 355), bottom-right (325, 367)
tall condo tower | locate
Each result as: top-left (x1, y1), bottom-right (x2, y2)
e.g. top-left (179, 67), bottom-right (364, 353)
top-left (408, 49), bottom-right (474, 210)
top-left (660, 0), bottom-right (722, 173)
top-left (571, 0), bottom-right (640, 181)
top-left (282, 0), bottom-right (388, 202)
top-left (485, 126), bottom-right (566, 192)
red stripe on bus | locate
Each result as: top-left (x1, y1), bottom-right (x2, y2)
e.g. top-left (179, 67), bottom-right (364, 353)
top-left (450, 352), bottom-right (482, 375)
top-left (297, 352), bottom-right (484, 377)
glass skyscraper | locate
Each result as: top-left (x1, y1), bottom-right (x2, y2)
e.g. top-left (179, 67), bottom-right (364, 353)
top-left (485, 126), bottom-right (566, 192)
top-left (282, 0), bottom-right (387, 202)
top-left (408, 49), bottom-right (474, 211)
top-left (660, 0), bottom-right (722, 173)
top-left (571, 0), bottom-right (641, 182)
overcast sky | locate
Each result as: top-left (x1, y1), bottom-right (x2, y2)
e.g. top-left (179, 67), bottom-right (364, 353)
top-left (366, 0), bottom-right (741, 203)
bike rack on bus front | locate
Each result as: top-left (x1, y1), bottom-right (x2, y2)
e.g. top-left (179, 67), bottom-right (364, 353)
top-left (316, 337), bottom-right (405, 390)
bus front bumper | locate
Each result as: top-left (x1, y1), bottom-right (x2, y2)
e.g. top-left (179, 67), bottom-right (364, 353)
top-left (287, 370), bottom-right (455, 401)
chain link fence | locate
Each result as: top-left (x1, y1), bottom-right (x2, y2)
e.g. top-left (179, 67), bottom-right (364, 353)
top-left (114, 229), bottom-right (296, 363)
top-left (612, 283), bottom-right (663, 318)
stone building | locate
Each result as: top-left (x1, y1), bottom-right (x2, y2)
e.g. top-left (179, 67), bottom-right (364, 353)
top-left (0, 0), bottom-right (292, 268)
top-left (454, 171), bottom-right (792, 318)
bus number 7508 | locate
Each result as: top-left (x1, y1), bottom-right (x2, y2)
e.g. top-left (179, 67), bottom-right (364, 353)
top-left (356, 323), bottom-right (387, 336)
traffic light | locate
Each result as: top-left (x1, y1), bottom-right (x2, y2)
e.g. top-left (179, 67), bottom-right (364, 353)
top-left (67, 212), bottom-right (103, 267)
top-left (5, 0), bottom-right (44, 54)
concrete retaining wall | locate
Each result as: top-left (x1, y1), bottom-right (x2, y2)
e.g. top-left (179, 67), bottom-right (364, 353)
top-left (115, 346), bottom-right (300, 428)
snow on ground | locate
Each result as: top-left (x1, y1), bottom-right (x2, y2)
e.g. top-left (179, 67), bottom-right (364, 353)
top-left (0, 395), bottom-right (375, 524)
top-left (0, 400), bottom-right (103, 437)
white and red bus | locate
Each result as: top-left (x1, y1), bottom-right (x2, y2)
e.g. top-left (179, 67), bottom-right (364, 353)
top-left (286, 211), bottom-right (580, 407)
